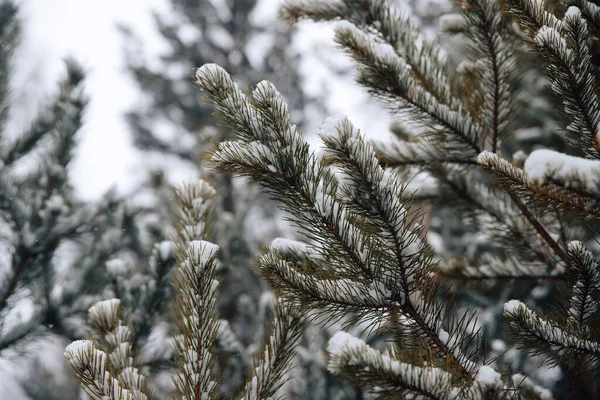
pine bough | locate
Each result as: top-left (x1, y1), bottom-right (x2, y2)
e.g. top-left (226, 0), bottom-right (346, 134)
top-left (65, 180), bottom-right (304, 400)
top-left (198, 0), bottom-right (598, 398)
top-left (66, 0), bottom-right (600, 398)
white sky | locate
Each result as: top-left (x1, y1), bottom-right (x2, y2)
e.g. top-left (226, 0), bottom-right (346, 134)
top-left (13, 0), bottom-right (390, 201)
top-left (13, 0), bottom-right (169, 200)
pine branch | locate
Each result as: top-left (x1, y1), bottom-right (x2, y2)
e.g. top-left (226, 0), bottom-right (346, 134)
top-left (198, 65), bottom-right (378, 280)
top-left (477, 151), bottom-right (570, 264)
top-left (281, 0), bottom-right (452, 105)
top-left (282, 0), bottom-right (486, 159)
top-left (438, 255), bottom-right (563, 282)
top-left (197, 65), bottom-right (483, 391)
top-left (504, 299), bottom-right (600, 370)
top-left (325, 332), bottom-right (456, 399)
top-left (65, 340), bottom-right (146, 400)
top-left (333, 25), bottom-right (483, 158)
top-left (257, 248), bottom-right (397, 327)
top-left (87, 299), bottom-right (152, 398)
top-left (373, 137), bottom-right (479, 168)
top-left (460, 0), bottom-right (517, 152)
top-left (572, 0), bottom-right (600, 32)
top-left (171, 180), bottom-right (219, 400)
top-left (566, 241), bottom-right (600, 330)
top-left (320, 117), bottom-right (481, 379)
top-left (502, 236), bottom-right (600, 373)
top-left (238, 301), bottom-right (304, 400)
top-left (506, 0), bottom-right (600, 158)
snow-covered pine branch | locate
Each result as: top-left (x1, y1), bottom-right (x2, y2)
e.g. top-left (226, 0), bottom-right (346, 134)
top-left (196, 63), bottom-right (540, 397)
top-left (325, 331), bottom-right (457, 398)
top-left (477, 151), bottom-right (570, 264)
top-left (282, 0), bottom-right (452, 105)
top-left (66, 179), bottom-right (305, 399)
top-left (505, 0), bottom-right (600, 159)
top-left (240, 301), bottom-right (304, 400)
top-left (65, 340), bottom-right (140, 400)
top-left (64, 299), bottom-right (151, 399)
top-left (478, 150), bottom-right (600, 222)
top-left (171, 181), bottom-right (220, 399)
top-left (524, 149), bottom-right (600, 199)
top-left (504, 241), bottom-right (600, 371)
top-left (284, 0), bottom-right (485, 159)
top-left (459, 0), bottom-right (517, 152)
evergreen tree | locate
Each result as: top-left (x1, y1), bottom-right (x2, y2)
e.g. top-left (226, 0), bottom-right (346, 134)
top-left (119, 1), bottom-right (324, 397)
top-left (0, 2), bottom-right (160, 398)
top-left (65, 180), bottom-right (304, 400)
top-left (65, 0), bottom-right (600, 399)
top-left (194, 0), bottom-right (600, 397)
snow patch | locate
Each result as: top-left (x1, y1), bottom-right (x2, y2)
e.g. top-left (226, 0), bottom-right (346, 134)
top-left (524, 149), bottom-right (600, 194)
top-left (88, 298), bottom-right (121, 325)
top-left (327, 331), bottom-right (364, 359)
top-left (438, 13), bottom-right (466, 34)
top-left (476, 365), bottom-right (501, 387)
top-left (503, 299), bottom-right (524, 314)
top-left (106, 258), bottom-right (127, 275)
top-left (196, 63), bottom-right (228, 81)
top-left (188, 240), bottom-right (219, 265)
top-left (476, 150), bottom-right (497, 165)
top-left (565, 6), bottom-right (581, 18)
top-left (271, 238), bottom-right (309, 253)
top-left (158, 240), bottom-right (173, 260)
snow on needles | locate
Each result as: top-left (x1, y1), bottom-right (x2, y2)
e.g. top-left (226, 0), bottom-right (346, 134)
top-left (326, 331), bottom-right (363, 370)
top-left (88, 298), bottom-right (121, 326)
top-left (476, 365), bottom-right (501, 387)
top-left (524, 149), bottom-right (600, 195)
top-left (188, 240), bottom-right (219, 265)
top-left (271, 238), bottom-right (310, 253)
top-left (565, 6), bottom-right (581, 18)
top-left (196, 63), bottom-right (226, 80)
top-left (64, 340), bottom-right (95, 370)
top-left (503, 299), bottom-right (524, 314)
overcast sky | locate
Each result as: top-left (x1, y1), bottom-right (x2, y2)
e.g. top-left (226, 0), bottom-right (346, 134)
top-left (12, 0), bottom-right (167, 200)
top-left (12, 0), bottom-right (390, 200)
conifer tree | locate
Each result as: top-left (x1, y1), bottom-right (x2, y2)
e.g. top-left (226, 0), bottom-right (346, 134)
top-left (191, 0), bottom-right (600, 397)
top-left (65, 180), bottom-right (304, 400)
top-left (64, 0), bottom-right (600, 398)
top-left (0, 2), bottom-right (162, 397)
top-left (119, 1), bottom-right (320, 396)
